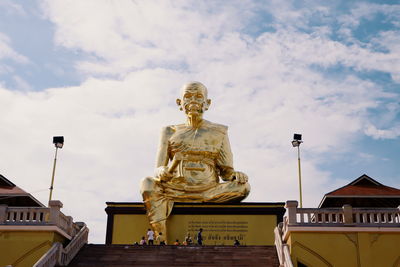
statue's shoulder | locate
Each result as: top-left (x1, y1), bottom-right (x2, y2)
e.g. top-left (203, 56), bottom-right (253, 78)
top-left (203, 120), bottom-right (228, 134)
top-left (160, 125), bottom-right (178, 136)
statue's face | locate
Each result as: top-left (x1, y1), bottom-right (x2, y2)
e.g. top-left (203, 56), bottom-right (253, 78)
top-left (178, 83), bottom-right (210, 116)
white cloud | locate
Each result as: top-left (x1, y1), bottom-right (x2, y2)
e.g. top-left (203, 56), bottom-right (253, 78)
top-left (0, 32), bottom-right (29, 64)
top-left (0, 32), bottom-right (30, 84)
top-left (40, 1), bottom-right (400, 84)
top-left (12, 75), bottom-right (32, 91)
top-left (365, 124), bottom-right (400, 139)
top-left (338, 3), bottom-right (400, 29)
top-left (0, 0), bottom-right (26, 16)
top-left (40, 0), bottom-right (251, 76)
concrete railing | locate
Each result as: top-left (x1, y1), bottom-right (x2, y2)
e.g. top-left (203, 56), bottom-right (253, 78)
top-left (0, 200), bottom-right (80, 237)
top-left (1, 206), bottom-right (49, 223)
top-left (274, 224), bottom-right (293, 267)
top-left (33, 223), bottom-right (89, 267)
top-left (32, 243), bottom-right (62, 267)
top-left (284, 200), bottom-right (400, 226)
top-left (59, 223), bottom-right (89, 265)
top-left (276, 201), bottom-right (400, 266)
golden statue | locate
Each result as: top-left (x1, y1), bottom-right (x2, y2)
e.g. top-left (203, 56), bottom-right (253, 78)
top-left (140, 82), bottom-right (250, 237)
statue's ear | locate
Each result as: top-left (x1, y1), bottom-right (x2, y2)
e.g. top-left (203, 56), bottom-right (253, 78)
top-left (205, 99), bottom-right (211, 110)
top-left (176, 99), bottom-right (183, 110)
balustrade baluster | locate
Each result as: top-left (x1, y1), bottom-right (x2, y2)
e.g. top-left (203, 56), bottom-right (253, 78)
top-left (383, 213), bottom-right (388, 223)
top-left (22, 211), bottom-right (28, 221)
top-left (354, 213), bottom-right (359, 223)
top-left (362, 213), bottom-right (367, 223)
top-left (9, 211), bottom-right (14, 222)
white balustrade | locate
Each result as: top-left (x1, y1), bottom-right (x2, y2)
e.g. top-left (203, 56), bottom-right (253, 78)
top-left (4, 207), bottom-right (49, 224)
top-left (33, 224), bottom-right (89, 267)
top-left (274, 223), bottom-right (294, 267)
top-left (285, 200), bottom-right (400, 227)
top-left (0, 201), bottom-right (88, 267)
top-left (276, 201), bottom-right (400, 267)
top-left (0, 201), bottom-right (84, 237)
top-left (33, 243), bottom-right (61, 267)
top-left (59, 224), bottom-right (89, 266)
top-left (283, 244), bottom-right (293, 267)
top-left (58, 212), bottom-right (71, 234)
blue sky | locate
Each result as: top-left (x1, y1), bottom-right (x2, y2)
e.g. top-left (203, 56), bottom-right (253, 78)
top-left (0, 0), bottom-right (399, 243)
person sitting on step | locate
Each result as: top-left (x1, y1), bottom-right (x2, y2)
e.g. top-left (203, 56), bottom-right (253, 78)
top-left (156, 232), bottom-right (166, 245)
top-left (139, 236), bottom-right (147, 245)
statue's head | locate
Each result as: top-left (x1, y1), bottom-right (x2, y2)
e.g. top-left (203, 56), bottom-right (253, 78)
top-left (176, 82), bottom-right (211, 116)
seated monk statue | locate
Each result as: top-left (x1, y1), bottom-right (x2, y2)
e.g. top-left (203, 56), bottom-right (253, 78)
top-left (140, 81), bottom-right (250, 238)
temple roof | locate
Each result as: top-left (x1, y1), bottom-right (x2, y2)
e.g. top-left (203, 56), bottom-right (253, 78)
top-left (0, 174), bottom-right (44, 207)
top-left (319, 174), bottom-right (400, 208)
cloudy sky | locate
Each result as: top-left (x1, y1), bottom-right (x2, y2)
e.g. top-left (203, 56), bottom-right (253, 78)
top-left (0, 0), bottom-right (399, 243)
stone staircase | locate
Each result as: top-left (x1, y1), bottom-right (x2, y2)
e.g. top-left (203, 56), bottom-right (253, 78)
top-left (66, 244), bottom-right (280, 267)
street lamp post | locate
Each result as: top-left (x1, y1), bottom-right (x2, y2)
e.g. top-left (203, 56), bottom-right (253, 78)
top-left (292, 133), bottom-right (303, 208)
top-left (49, 136), bottom-right (64, 203)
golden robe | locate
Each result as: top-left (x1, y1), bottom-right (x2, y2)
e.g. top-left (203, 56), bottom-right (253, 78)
top-left (141, 120), bottom-right (250, 224)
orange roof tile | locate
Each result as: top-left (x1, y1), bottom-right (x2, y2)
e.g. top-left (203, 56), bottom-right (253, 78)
top-left (325, 174), bottom-right (400, 197)
top-left (0, 185), bottom-right (27, 195)
top-left (327, 184), bottom-right (400, 196)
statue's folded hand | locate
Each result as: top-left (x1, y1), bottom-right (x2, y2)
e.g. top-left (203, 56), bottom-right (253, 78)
top-left (155, 166), bottom-right (173, 182)
top-left (230, 171), bottom-right (248, 184)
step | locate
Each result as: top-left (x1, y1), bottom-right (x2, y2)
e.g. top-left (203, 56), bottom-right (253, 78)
top-left (67, 244), bottom-right (280, 267)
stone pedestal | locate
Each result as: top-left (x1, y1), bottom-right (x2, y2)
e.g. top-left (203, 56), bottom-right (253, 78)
top-left (105, 202), bottom-right (285, 245)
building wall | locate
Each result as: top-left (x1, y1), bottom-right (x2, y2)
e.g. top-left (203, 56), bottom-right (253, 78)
top-left (106, 202), bottom-right (285, 245)
top-left (112, 214), bottom-right (150, 244)
top-left (0, 231), bottom-right (66, 267)
top-left (287, 231), bottom-right (400, 267)
top-left (111, 213), bottom-right (278, 245)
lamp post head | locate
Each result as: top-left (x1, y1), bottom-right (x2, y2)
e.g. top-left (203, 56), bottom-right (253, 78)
top-left (53, 136), bottom-right (64, 149)
top-left (292, 133), bottom-right (303, 147)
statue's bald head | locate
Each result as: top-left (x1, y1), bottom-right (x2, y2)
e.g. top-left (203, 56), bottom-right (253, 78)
top-left (177, 81), bottom-right (211, 115)
top-left (180, 82), bottom-right (208, 99)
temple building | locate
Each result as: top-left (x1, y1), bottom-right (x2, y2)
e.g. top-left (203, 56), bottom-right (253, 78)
top-left (0, 174), bottom-right (44, 207)
top-left (319, 174), bottom-right (400, 208)
top-left (279, 174), bottom-right (400, 267)
top-left (0, 174), bottom-right (88, 267)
